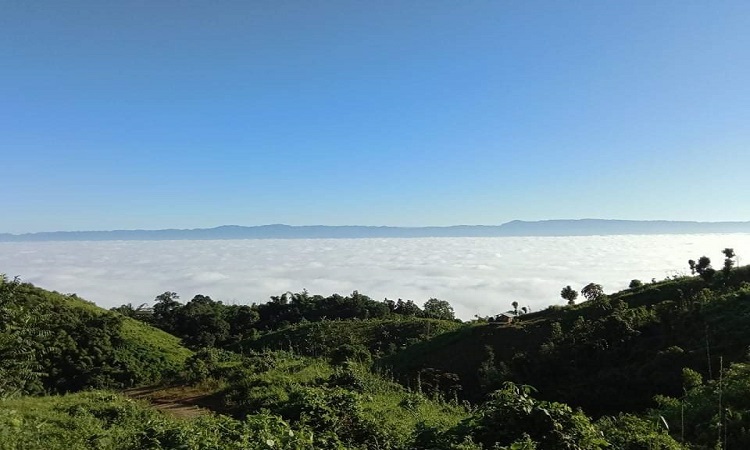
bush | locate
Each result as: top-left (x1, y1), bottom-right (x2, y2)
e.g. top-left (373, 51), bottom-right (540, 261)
top-left (330, 344), bottom-right (372, 366)
top-left (449, 383), bottom-right (607, 450)
top-left (629, 279), bottom-right (643, 289)
top-left (597, 414), bottom-right (682, 449)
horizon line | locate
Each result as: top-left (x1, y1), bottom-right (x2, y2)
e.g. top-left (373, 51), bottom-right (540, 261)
top-left (3, 218), bottom-right (750, 237)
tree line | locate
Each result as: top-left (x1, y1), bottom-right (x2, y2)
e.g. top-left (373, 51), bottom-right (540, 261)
top-left (114, 290), bottom-right (457, 349)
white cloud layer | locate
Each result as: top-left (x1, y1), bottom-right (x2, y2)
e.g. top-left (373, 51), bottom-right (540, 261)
top-left (2, 234), bottom-right (750, 320)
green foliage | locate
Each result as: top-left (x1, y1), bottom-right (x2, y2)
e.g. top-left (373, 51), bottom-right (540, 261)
top-left (581, 283), bottom-right (604, 302)
top-left (382, 263), bottom-right (750, 418)
top-left (127, 289), bottom-right (460, 351)
top-left (8, 252), bottom-right (750, 449)
top-left (251, 290), bottom-right (449, 331)
top-left (629, 279), bottom-right (644, 289)
top-left (0, 276), bottom-right (46, 398)
top-left (682, 367), bottom-right (703, 390)
top-left (0, 390), bottom-right (315, 450)
top-left (723, 248), bottom-right (736, 277)
top-left (242, 317), bottom-right (463, 359)
top-left (330, 344), bottom-right (372, 366)
top-left (655, 362), bottom-right (750, 449)
top-left (693, 256), bottom-right (716, 281)
top-left (477, 345), bottom-right (507, 392)
top-left (444, 383), bottom-right (606, 450)
top-left (424, 298), bottom-right (456, 321)
top-left (217, 352), bottom-right (466, 448)
top-left (1, 278), bottom-right (190, 395)
top-left (213, 350), bottom-right (467, 449)
top-left (560, 285), bottom-right (578, 305)
top-left (149, 292), bottom-right (255, 348)
top-left (597, 414), bottom-right (683, 449)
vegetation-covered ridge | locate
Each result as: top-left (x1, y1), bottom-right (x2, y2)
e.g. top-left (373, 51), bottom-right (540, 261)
top-left (115, 288), bottom-right (459, 350)
top-left (0, 276), bottom-right (190, 396)
top-left (381, 253), bottom-right (750, 415)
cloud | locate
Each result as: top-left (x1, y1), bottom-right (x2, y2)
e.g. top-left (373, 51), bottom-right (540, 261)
top-left (1, 234), bottom-right (749, 319)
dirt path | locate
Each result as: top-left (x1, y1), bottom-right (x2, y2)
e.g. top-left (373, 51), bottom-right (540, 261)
top-left (124, 385), bottom-right (216, 419)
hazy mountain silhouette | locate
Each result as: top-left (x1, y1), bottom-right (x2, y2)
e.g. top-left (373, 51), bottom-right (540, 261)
top-left (2, 219), bottom-right (750, 242)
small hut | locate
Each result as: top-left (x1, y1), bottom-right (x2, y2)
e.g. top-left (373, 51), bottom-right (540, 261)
top-left (494, 312), bottom-right (515, 324)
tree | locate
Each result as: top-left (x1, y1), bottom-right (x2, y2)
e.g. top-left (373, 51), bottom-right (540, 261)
top-left (394, 299), bottom-right (422, 317)
top-left (152, 291), bottom-right (181, 333)
top-left (688, 259), bottom-right (697, 275)
top-left (560, 286), bottom-right (578, 305)
top-left (177, 295), bottom-right (231, 348)
top-left (511, 301), bottom-right (519, 315)
top-left (694, 256), bottom-right (715, 281)
top-left (225, 305), bottom-right (260, 342)
top-left (581, 283), bottom-right (604, 302)
top-left (723, 248), bottom-right (736, 277)
top-left (628, 279), bottom-right (643, 289)
top-left (695, 256), bottom-right (711, 274)
top-left (423, 298), bottom-right (455, 321)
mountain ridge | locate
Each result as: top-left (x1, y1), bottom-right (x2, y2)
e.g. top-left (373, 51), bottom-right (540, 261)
top-left (2, 219), bottom-right (750, 241)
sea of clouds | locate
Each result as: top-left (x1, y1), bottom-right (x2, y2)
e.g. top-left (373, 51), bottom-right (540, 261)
top-left (2, 234), bottom-right (750, 320)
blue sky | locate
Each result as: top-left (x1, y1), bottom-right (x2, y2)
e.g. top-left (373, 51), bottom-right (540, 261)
top-left (2, 1), bottom-right (749, 233)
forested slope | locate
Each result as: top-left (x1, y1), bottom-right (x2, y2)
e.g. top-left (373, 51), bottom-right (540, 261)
top-left (381, 266), bottom-right (750, 416)
top-left (0, 277), bottom-right (191, 396)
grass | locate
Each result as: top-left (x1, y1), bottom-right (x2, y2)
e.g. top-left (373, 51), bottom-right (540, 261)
top-left (208, 349), bottom-right (469, 448)
top-left (0, 391), bottom-right (157, 450)
top-left (0, 390), bottom-right (315, 450)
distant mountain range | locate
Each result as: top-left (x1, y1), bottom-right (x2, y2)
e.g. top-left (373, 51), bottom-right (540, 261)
top-left (2, 220), bottom-right (750, 242)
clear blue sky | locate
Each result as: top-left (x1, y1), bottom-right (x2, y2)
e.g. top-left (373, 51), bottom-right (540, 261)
top-left (2, 1), bottom-right (749, 233)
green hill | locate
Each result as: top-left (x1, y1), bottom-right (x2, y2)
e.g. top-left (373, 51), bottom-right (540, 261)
top-left (1, 277), bottom-right (191, 396)
top-left (380, 266), bottom-right (750, 416)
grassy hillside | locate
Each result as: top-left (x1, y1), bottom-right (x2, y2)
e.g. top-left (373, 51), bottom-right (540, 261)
top-left (380, 266), bottom-right (750, 416)
top-left (41, 285), bottom-right (191, 360)
top-left (2, 278), bottom-right (191, 394)
top-left (189, 348), bottom-right (678, 449)
top-left (237, 317), bottom-right (464, 358)
top-left (199, 349), bottom-right (470, 449)
top-left (0, 390), bottom-right (313, 450)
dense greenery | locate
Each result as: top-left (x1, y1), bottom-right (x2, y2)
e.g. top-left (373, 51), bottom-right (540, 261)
top-left (0, 276), bottom-right (44, 397)
top-left (0, 391), bottom-right (315, 450)
top-left (187, 349), bottom-right (468, 449)
top-left (5, 250), bottom-right (750, 448)
top-left (121, 290), bottom-right (458, 350)
top-left (381, 264), bottom-right (750, 417)
top-left (655, 361), bottom-right (750, 449)
top-left (0, 276), bottom-right (190, 396)
top-left (240, 317), bottom-right (464, 359)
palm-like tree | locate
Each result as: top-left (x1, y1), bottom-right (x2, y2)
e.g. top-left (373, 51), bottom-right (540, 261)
top-left (560, 286), bottom-right (578, 305)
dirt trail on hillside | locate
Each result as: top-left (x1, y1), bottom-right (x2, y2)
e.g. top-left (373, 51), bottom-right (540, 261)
top-left (124, 385), bottom-right (217, 419)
